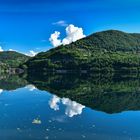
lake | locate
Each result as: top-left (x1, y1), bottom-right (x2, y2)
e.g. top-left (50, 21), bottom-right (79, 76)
top-left (0, 73), bottom-right (140, 140)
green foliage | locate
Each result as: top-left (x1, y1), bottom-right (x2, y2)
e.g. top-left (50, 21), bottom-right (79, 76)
top-left (0, 62), bottom-right (9, 73)
top-left (0, 51), bottom-right (30, 73)
top-left (25, 30), bottom-right (140, 73)
top-left (0, 51), bottom-right (30, 68)
top-left (79, 30), bottom-right (140, 51)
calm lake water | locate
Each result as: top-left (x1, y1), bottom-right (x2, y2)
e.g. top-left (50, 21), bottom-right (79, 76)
top-left (0, 73), bottom-right (140, 140)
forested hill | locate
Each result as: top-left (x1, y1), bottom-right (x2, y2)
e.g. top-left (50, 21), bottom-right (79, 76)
top-left (0, 51), bottom-right (30, 74)
top-left (82, 30), bottom-right (140, 51)
top-left (24, 30), bottom-right (140, 73)
top-left (0, 51), bottom-right (30, 68)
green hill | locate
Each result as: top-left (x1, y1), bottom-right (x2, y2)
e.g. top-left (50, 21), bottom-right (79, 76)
top-left (0, 51), bottom-right (30, 68)
top-left (0, 51), bottom-right (30, 74)
top-left (80, 30), bottom-right (140, 51)
top-left (25, 30), bottom-right (140, 73)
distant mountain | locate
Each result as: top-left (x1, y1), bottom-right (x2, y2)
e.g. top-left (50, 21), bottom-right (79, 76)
top-left (25, 30), bottom-right (140, 73)
top-left (0, 51), bottom-right (30, 74)
top-left (0, 51), bottom-right (30, 67)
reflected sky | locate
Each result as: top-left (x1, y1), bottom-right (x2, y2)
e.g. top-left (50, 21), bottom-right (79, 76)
top-left (0, 85), bottom-right (140, 140)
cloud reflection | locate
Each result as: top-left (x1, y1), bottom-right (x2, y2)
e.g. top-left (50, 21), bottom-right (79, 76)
top-left (26, 84), bottom-right (37, 91)
top-left (49, 95), bottom-right (60, 111)
top-left (0, 89), bottom-right (3, 94)
top-left (62, 98), bottom-right (85, 117)
top-left (49, 95), bottom-right (85, 117)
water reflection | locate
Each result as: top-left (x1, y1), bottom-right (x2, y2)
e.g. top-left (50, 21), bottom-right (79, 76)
top-left (27, 73), bottom-right (140, 114)
top-left (0, 74), bottom-right (28, 90)
top-left (1, 73), bottom-right (140, 114)
top-left (49, 95), bottom-right (85, 117)
top-left (49, 95), bottom-right (60, 111)
top-left (62, 98), bottom-right (85, 117)
top-left (0, 89), bottom-right (3, 94)
top-left (32, 118), bottom-right (42, 124)
top-left (0, 73), bottom-right (140, 139)
top-left (25, 84), bottom-right (37, 91)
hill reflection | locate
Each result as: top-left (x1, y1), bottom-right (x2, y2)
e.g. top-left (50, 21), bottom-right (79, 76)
top-left (0, 74), bottom-right (28, 91)
top-left (49, 95), bottom-right (85, 117)
top-left (1, 73), bottom-right (140, 114)
top-left (27, 73), bottom-right (140, 114)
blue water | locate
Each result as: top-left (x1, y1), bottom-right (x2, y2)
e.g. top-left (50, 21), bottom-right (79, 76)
top-left (0, 84), bottom-right (140, 140)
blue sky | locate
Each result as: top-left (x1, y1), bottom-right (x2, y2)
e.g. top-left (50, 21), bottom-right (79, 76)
top-left (0, 0), bottom-right (140, 54)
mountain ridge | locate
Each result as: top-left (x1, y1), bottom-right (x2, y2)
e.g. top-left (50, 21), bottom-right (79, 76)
top-left (25, 29), bottom-right (140, 73)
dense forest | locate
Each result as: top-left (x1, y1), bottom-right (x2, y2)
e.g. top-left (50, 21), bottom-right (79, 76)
top-left (0, 51), bottom-right (30, 74)
top-left (24, 30), bottom-right (140, 73)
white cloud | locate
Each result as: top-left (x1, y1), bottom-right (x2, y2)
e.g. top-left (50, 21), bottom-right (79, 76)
top-left (26, 50), bottom-right (38, 57)
top-left (49, 95), bottom-right (60, 111)
top-left (9, 49), bottom-right (38, 57)
top-left (49, 31), bottom-right (62, 47)
top-left (52, 20), bottom-right (68, 27)
top-left (0, 46), bottom-right (16, 52)
top-left (62, 98), bottom-right (85, 117)
top-left (0, 46), bottom-right (4, 52)
top-left (8, 49), bottom-right (16, 51)
top-left (49, 24), bottom-right (86, 47)
top-left (26, 84), bottom-right (37, 91)
top-left (62, 24), bottom-right (86, 45)
top-left (49, 95), bottom-right (85, 117)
